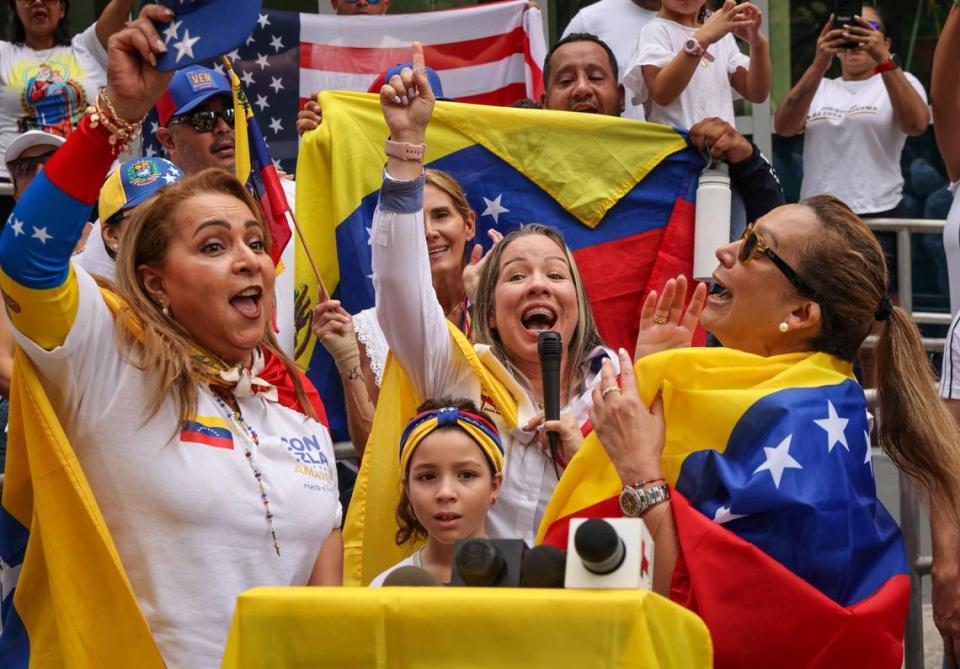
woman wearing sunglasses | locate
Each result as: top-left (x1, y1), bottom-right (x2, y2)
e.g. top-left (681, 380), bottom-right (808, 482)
top-left (588, 195), bottom-right (960, 667)
top-left (774, 4), bottom-right (928, 227)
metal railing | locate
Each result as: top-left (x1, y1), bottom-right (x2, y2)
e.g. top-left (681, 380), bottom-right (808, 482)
top-left (863, 217), bottom-right (947, 669)
top-left (0, 182), bottom-right (12, 198)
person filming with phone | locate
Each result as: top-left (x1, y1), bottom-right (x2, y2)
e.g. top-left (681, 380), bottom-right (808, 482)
top-left (773, 2), bottom-right (928, 276)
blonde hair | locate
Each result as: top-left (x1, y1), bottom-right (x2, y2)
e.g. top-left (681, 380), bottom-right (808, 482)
top-left (106, 168), bottom-right (316, 425)
top-left (470, 224), bottom-right (603, 402)
top-left (797, 195), bottom-right (960, 512)
top-left (425, 168), bottom-right (473, 224)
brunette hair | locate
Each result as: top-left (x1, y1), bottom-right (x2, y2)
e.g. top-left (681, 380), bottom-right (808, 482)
top-left (470, 224), bottom-right (604, 403)
top-left (395, 398), bottom-right (497, 546)
top-left (795, 195), bottom-right (960, 511)
top-left (104, 168), bottom-right (316, 425)
top-left (9, 0), bottom-right (70, 46)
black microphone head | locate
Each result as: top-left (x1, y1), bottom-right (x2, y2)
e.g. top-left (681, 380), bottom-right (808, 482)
top-left (537, 331), bottom-right (562, 358)
top-left (454, 539), bottom-right (506, 586)
top-left (521, 545), bottom-right (567, 588)
top-left (574, 519), bottom-right (626, 575)
top-left (382, 565), bottom-right (441, 587)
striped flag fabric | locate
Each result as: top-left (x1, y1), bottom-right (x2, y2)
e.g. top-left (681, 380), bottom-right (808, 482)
top-left (225, 63), bottom-right (293, 266)
top-left (143, 2), bottom-right (547, 171)
top-left (300, 0), bottom-right (546, 107)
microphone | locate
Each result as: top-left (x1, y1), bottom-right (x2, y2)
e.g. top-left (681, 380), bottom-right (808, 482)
top-left (574, 519), bottom-right (625, 575)
top-left (382, 565), bottom-right (441, 586)
top-left (564, 518), bottom-right (654, 589)
top-left (538, 331), bottom-right (562, 466)
top-left (520, 545), bottom-right (567, 588)
top-left (450, 538), bottom-right (528, 587)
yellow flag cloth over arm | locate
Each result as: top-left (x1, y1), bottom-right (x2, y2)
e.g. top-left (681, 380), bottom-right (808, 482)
top-left (342, 322), bottom-right (518, 586)
top-left (0, 347), bottom-right (163, 667)
top-left (537, 347), bottom-right (853, 545)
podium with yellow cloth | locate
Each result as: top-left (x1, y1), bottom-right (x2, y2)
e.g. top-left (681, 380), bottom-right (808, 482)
top-left (221, 587), bottom-right (712, 668)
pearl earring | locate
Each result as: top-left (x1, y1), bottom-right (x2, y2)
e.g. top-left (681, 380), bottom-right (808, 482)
top-left (778, 321), bottom-right (789, 333)
top-left (162, 304), bottom-right (171, 318)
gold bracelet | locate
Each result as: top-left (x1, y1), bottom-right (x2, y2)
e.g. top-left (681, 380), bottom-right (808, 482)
top-left (86, 86), bottom-right (144, 155)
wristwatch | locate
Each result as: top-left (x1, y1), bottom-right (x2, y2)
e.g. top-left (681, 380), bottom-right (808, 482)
top-left (619, 480), bottom-right (671, 518)
top-left (384, 138), bottom-right (425, 161)
top-left (683, 38), bottom-right (715, 63)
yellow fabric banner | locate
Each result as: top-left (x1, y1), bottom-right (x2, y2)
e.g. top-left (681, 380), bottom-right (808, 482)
top-left (2, 346), bottom-right (163, 667)
top-left (222, 586), bottom-right (713, 668)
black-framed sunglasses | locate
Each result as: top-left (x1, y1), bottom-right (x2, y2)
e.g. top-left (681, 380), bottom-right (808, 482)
top-left (739, 224), bottom-right (819, 298)
top-left (7, 151), bottom-right (55, 179)
top-left (168, 107), bottom-right (235, 133)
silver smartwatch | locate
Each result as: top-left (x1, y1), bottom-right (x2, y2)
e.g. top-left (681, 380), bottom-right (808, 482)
top-left (619, 480), bottom-right (671, 518)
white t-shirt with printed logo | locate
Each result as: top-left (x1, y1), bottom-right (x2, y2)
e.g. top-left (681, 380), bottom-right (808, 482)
top-left (622, 17), bottom-right (750, 130)
top-left (11, 269), bottom-right (341, 669)
top-left (799, 73), bottom-right (928, 214)
top-left (0, 24), bottom-right (108, 180)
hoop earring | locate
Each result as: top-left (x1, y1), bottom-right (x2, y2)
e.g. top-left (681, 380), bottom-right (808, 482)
top-left (778, 321), bottom-right (789, 333)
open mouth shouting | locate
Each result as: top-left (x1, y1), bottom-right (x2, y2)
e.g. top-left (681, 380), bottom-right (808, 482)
top-left (230, 286), bottom-right (263, 320)
top-left (521, 303), bottom-right (558, 336)
top-left (708, 276), bottom-right (732, 305)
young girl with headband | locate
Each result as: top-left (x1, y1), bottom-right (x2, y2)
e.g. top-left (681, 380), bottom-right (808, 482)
top-left (369, 399), bottom-right (504, 586)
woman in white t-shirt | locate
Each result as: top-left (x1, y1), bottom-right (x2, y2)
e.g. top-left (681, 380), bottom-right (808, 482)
top-left (622, 0), bottom-right (771, 130)
top-left (0, 13), bottom-right (343, 668)
top-left (774, 5), bottom-right (929, 217)
top-left (0, 0), bottom-right (133, 183)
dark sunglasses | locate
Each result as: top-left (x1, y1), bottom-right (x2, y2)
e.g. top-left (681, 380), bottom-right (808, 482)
top-left (739, 224), bottom-right (819, 298)
top-left (168, 107), bottom-right (235, 133)
top-left (7, 151), bottom-right (55, 179)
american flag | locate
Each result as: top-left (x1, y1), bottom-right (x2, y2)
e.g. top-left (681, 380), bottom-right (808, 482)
top-left (143, 2), bottom-right (547, 172)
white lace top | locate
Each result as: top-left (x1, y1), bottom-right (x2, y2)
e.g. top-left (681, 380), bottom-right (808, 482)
top-left (353, 307), bottom-right (390, 387)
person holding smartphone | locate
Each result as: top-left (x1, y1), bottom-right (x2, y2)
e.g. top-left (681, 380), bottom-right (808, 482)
top-left (773, 3), bottom-right (928, 230)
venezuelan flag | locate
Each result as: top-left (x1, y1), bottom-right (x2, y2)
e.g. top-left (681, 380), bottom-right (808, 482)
top-left (294, 91), bottom-right (703, 441)
top-left (538, 347), bottom-right (909, 668)
top-left (228, 63), bottom-right (292, 267)
top-left (180, 416), bottom-right (234, 450)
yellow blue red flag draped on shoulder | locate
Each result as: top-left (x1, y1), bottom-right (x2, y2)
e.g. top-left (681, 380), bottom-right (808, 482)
top-left (0, 341), bottom-right (163, 667)
top-left (538, 347), bottom-right (910, 669)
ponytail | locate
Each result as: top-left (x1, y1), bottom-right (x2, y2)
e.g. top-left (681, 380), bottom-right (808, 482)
top-left (796, 194), bottom-right (960, 517)
top-left (875, 307), bottom-right (960, 511)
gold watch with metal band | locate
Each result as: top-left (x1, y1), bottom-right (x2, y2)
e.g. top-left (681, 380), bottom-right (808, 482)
top-left (619, 480), bottom-right (671, 518)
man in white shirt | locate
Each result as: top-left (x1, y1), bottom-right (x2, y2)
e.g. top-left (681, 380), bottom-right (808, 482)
top-left (561, 0), bottom-right (659, 119)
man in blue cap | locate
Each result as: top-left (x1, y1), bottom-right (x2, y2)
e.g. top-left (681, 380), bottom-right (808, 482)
top-left (155, 65), bottom-right (236, 174)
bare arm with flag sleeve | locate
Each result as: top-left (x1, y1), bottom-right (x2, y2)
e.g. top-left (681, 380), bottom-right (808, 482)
top-left (371, 51), bottom-right (476, 399)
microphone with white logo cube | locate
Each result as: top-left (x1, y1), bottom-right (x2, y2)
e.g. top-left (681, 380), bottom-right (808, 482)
top-left (564, 518), bottom-right (654, 589)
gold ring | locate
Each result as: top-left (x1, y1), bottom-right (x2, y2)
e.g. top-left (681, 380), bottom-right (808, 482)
top-left (601, 385), bottom-right (621, 397)
top-left (653, 315), bottom-right (669, 325)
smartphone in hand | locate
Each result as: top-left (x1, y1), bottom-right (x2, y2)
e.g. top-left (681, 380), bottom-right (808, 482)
top-left (834, 0), bottom-right (864, 50)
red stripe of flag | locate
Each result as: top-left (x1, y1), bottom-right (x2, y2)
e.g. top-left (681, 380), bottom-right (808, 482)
top-left (539, 495), bottom-right (622, 549)
top-left (43, 116), bottom-right (116, 205)
top-left (455, 82), bottom-right (530, 106)
top-left (300, 27), bottom-right (527, 75)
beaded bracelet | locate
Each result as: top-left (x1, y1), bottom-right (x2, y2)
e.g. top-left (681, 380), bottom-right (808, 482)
top-left (86, 86), bottom-right (144, 155)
